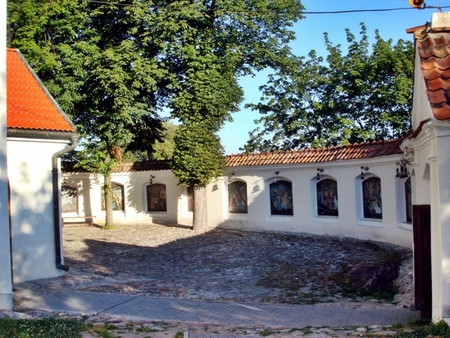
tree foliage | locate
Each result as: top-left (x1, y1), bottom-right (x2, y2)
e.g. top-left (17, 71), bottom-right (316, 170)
top-left (7, 0), bottom-right (166, 226)
top-left (243, 24), bottom-right (414, 152)
top-left (151, 121), bottom-right (178, 161)
top-left (160, 0), bottom-right (304, 191)
top-left (7, 0), bottom-right (304, 228)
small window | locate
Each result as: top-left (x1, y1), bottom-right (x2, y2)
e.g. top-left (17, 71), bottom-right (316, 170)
top-left (270, 181), bottom-right (293, 216)
top-left (228, 181), bottom-right (248, 214)
top-left (405, 177), bottom-right (412, 223)
top-left (62, 185), bottom-right (78, 213)
top-left (147, 184), bottom-right (167, 212)
top-left (362, 177), bottom-right (382, 219)
top-left (317, 179), bottom-right (338, 216)
top-left (101, 183), bottom-right (124, 211)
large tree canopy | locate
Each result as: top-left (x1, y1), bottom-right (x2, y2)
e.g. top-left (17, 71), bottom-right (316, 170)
top-left (243, 24), bottom-right (414, 152)
top-left (8, 0), bottom-right (304, 229)
top-left (156, 0), bottom-right (304, 229)
top-left (161, 0), bottom-right (304, 186)
top-left (7, 0), bottom-right (167, 226)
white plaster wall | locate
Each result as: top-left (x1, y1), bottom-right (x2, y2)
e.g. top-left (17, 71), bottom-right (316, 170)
top-left (8, 138), bottom-right (68, 282)
top-left (63, 154), bottom-right (414, 249)
top-left (64, 170), bottom-right (189, 226)
top-left (0, 1), bottom-right (13, 309)
top-left (409, 120), bottom-right (450, 321)
top-left (435, 127), bottom-right (450, 319)
top-left (209, 156), bottom-right (413, 248)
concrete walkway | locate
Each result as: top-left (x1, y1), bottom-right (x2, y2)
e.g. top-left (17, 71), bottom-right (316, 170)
top-left (17, 291), bottom-right (419, 328)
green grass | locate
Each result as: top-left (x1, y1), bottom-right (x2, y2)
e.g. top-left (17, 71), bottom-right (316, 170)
top-left (393, 320), bottom-right (450, 337)
top-left (0, 317), bottom-right (84, 338)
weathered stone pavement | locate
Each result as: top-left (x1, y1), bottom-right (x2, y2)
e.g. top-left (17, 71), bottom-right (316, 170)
top-left (11, 224), bottom-right (419, 336)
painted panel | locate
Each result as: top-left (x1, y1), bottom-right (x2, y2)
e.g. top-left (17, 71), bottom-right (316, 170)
top-left (270, 181), bottom-right (293, 216)
top-left (362, 177), bottom-right (382, 219)
top-left (62, 186), bottom-right (78, 213)
top-left (147, 184), bottom-right (167, 212)
top-left (405, 177), bottom-right (412, 223)
top-left (228, 181), bottom-right (248, 214)
top-left (317, 179), bottom-right (338, 216)
top-left (187, 185), bottom-right (194, 212)
top-left (101, 183), bottom-right (124, 211)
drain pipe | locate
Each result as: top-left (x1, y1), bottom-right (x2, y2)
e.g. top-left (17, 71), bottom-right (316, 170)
top-left (52, 135), bottom-right (78, 271)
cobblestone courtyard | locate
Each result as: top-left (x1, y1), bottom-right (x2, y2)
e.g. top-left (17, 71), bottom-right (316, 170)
top-left (16, 224), bottom-right (414, 307)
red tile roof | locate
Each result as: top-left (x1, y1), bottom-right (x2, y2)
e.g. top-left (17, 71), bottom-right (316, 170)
top-left (226, 139), bottom-right (403, 167)
top-left (62, 140), bottom-right (402, 173)
top-left (62, 160), bottom-right (171, 173)
top-left (6, 48), bottom-right (76, 132)
top-left (408, 24), bottom-right (450, 120)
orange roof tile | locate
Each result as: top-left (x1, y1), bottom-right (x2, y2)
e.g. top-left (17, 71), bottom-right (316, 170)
top-left (409, 24), bottom-right (450, 120)
top-left (226, 139), bottom-right (403, 167)
top-left (62, 140), bottom-right (403, 173)
top-left (6, 48), bottom-right (76, 132)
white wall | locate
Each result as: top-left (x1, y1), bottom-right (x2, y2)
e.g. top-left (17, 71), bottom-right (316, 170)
top-left (64, 170), bottom-right (191, 226)
top-left (64, 153), bottom-right (413, 249)
top-left (8, 138), bottom-right (69, 282)
top-left (0, 0), bottom-right (13, 310)
top-left (208, 156), bottom-right (413, 248)
top-left (437, 127), bottom-right (450, 318)
top-left (408, 116), bottom-right (450, 321)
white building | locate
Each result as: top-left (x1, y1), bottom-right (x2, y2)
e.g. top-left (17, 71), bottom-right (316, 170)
top-left (63, 138), bottom-right (414, 249)
top-left (6, 48), bottom-right (78, 284)
top-left (0, 2), bottom-right (12, 311)
top-left (405, 13), bottom-right (450, 322)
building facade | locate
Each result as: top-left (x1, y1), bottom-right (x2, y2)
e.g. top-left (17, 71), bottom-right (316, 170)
top-left (63, 139), bottom-right (414, 249)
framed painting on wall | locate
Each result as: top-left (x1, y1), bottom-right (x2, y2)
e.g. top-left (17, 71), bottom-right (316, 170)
top-left (228, 181), bottom-right (248, 214)
top-left (270, 181), bottom-right (293, 215)
top-left (147, 184), bottom-right (167, 212)
top-left (317, 179), bottom-right (338, 216)
top-left (362, 177), bottom-right (382, 219)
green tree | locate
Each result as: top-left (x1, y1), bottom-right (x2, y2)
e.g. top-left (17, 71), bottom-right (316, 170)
top-left (161, 0), bottom-right (304, 230)
top-left (7, 0), bottom-right (165, 228)
top-left (8, 0), bottom-right (304, 230)
top-left (243, 24), bottom-right (414, 152)
top-left (151, 121), bottom-right (178, 161)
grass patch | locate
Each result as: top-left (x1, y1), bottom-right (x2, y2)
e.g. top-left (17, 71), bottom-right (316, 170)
top-left (393, 320), bottom-right (450, 337)
top-left (0, 317), bottom-right (84, 338)
top-left (101, 225), bottom-right (116, 230)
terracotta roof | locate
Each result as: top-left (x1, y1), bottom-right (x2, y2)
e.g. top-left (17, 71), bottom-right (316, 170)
top-left (6, 48), bottom-right (76, 132)
top-left (62, 160), bottom-right (171, 173)
top-left (409, 24), bottom-right (450, 120)
top-left (226, 139), bottom-right (403, 167)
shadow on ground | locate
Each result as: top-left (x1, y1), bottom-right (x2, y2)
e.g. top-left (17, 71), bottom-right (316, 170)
top-left (43, 225), bottom-right (412, 305)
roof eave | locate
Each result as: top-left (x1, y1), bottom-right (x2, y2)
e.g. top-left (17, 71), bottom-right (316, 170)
top-left (7, 128), bottom-right (79, 141)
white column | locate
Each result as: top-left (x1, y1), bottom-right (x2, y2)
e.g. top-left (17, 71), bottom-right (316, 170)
top-left (0, 1), bottom-right (13, 310)
top-left (429, 151), bottom-right (443, 321)
top-left (435, 128), bottom-right (450, 320)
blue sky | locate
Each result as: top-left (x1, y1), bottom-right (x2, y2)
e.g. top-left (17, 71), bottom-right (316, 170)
top-left (219, 0), bottom-right (446, 154)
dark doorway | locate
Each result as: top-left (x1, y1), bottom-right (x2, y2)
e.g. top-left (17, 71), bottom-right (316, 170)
top-left (413, 204), bottom-right (432, 320)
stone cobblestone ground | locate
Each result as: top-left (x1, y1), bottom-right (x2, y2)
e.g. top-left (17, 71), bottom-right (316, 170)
top-left (12, 223), bottom-right (415, 337)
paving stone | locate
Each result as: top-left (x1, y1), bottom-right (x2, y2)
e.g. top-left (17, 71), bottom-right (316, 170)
top-left (11, 224), bottom-right (418, 337)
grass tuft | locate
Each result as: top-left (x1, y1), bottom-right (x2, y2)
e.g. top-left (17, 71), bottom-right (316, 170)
top-left (0, 317), bottom-right (84, 338)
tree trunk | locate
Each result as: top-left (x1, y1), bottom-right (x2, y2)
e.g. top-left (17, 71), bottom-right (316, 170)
top-left (104, 173), bottom-right (114, 228)
top-left (193, 186), bottom-right (208, 232)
